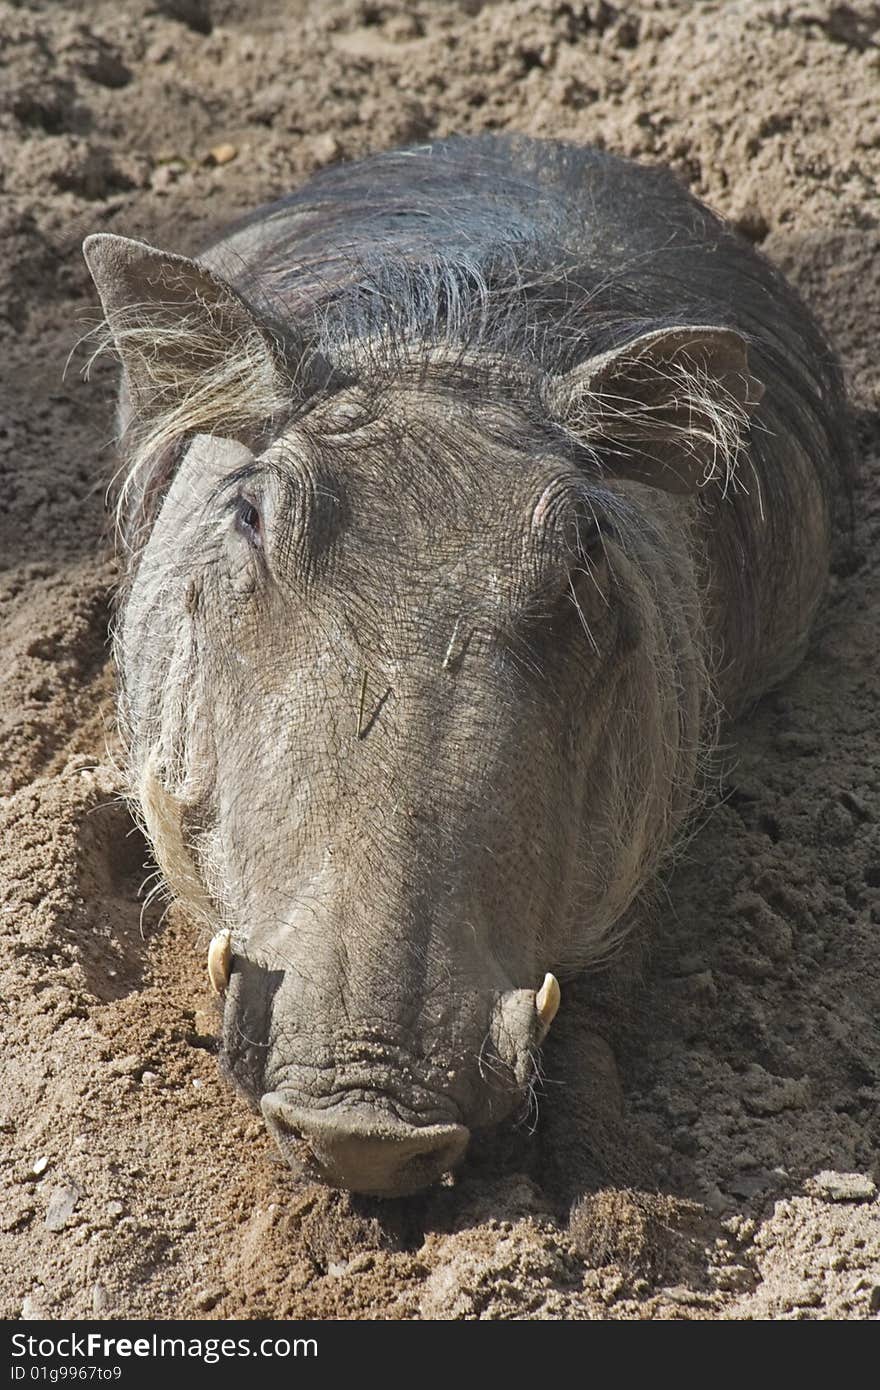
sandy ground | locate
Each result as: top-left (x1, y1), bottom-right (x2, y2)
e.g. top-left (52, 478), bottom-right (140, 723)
top-left (1, 0), bottom-right (879, 1321)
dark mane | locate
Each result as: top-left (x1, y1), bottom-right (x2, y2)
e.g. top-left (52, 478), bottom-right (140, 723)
top-left (195, 135), bottom-right (851, 703)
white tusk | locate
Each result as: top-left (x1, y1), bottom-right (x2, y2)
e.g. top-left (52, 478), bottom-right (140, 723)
top-left (535, 972), bottom-right (561, 1030)
top-left (207, 929), bottom-right (232, 995)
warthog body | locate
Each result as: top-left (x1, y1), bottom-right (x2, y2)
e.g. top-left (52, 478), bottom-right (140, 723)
top-left (85, 135), bottom-right (847, 1196)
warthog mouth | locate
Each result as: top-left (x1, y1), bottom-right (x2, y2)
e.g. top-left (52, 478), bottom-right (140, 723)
top-left (261, 1089), bottom-right (470, 1196)
top-left (261, 1070), bottom-right (466, 1130)
top-left (217, 955), bottom-right (562, 1195)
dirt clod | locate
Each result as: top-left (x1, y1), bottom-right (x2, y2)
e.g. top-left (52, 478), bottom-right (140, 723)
top-left (44, 1182), bottom-right (82, 1233)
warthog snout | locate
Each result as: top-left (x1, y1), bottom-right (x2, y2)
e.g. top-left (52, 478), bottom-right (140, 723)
top-left (231, 975), bottom-right (559, 1195)
top-left (262, 1095), bottom-right (470, 1196)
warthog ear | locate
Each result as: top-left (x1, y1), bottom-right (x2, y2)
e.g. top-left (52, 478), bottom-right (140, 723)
top-left (545, 325), bottom-right (765, 494)
top-left (82, 233), bottom-right (326, 440)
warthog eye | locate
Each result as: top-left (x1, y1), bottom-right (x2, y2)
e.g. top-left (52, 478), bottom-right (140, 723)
top-left (234, 497), bottom-right (262, 546)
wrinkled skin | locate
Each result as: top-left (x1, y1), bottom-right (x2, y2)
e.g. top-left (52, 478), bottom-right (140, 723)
top-left (123, 382), bottom-right (638, 1193)
top-left (85, 135), bottom-right (844, 1196)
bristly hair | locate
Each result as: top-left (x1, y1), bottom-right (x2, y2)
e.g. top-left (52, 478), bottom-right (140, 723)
top-left (90, 296), bottom-right (304, 557)
top-left (104, 133), bottom-right (850, 706)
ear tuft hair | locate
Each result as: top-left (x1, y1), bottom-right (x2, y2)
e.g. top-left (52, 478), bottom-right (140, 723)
top-left (545, 325), bottom-right (765, 496)
top-left (83, 234), bottom-right (330, 548)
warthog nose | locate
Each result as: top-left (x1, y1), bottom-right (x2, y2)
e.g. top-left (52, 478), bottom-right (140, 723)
top-left (261, 1092), bottom-right (470, 1197)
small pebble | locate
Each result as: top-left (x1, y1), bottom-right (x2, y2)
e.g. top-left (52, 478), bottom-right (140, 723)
top-left (310, 133), bottom-right (341, 165)
top-left (150, 164), bottom-right (182, 192)
top-left (92, 1282), bottom-right (111, 1314)
top-left (109, 1054), bottom-right (141, 1076)
top-left (21, 1293), bottom-right (47, 1320)
top-left (32, 1156), bottom-right (49, 1177)
top-left (209, 142), bottom-right (238, 165)
top-left (146, 39), bottom-right (175, 64)
top-left (726, 1170), bottom-right (773, 1200)
top-left (140, 1070), bottom-right (159, 1086)
top-left (663, 1285), bottom-right (711, 1305)
top-left (45, 1181), bottom-right (81, 1232)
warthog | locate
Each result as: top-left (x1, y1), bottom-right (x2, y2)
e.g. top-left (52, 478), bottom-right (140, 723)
top-left (84, 135), bottom-right (847, 1196)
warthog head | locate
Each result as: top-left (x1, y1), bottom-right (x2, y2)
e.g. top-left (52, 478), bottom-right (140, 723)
top-left (85, 233), bottom-right (759, 1195)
